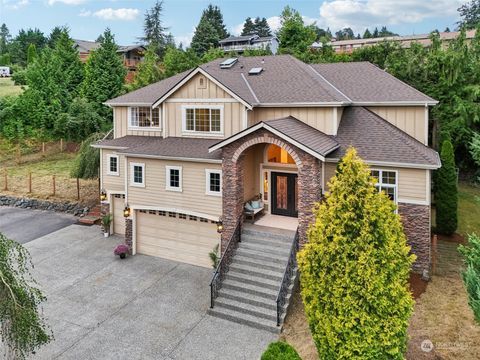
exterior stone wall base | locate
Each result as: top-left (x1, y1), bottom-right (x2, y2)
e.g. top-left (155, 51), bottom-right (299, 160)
top-left (125, 218), bottom-right (133, 250)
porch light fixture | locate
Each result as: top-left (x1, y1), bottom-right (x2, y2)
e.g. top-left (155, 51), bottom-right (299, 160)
top-left (100, 190), bottom-right (107, 202)
top-left (216, 220), bottom-right (223, 234)
top-left (123, 205), bottom-right (131, 218)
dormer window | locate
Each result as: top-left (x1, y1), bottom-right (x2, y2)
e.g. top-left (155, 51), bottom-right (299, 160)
top-left (128, 107), bottom-right (160, 128)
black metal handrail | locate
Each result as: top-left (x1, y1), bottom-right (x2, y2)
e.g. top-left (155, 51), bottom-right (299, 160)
top-left (210, 217), bottom-right (242, 308)
top-left (276, 227), bottom-right (300, 326)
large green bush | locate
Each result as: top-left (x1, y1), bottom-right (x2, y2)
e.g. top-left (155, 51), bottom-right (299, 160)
top-left (261, 341), bottom-right (301, 360)
top-left (435, 139), bottom-right (458, 235)
top-left (297, 148), bottom-right (415, 359)
top-left (70, 132), bottom-right (103, 179)
top-left (459, 233), bottom-right (480, 324)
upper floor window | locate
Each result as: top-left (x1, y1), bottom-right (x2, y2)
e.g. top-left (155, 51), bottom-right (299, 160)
top-left (107, 154), bottom-right (119, 176)
top-left (166, 166), bottom-right (182, 192)
top-left (371, 169), bottom-right (397, 202)
top-left (182, 106), bottom-right (223, 134)
top-left (129, 107), bottom-right (160, 128)
top-left (130, 163), bottom-right (145, 187)
top-left (206, 169), bottom-right (222, 196)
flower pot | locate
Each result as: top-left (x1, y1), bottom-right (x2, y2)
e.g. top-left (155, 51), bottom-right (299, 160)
top-left (104, 232), bottom-right (109, 238)
top-left (119, 253), bottom-right (126, 259)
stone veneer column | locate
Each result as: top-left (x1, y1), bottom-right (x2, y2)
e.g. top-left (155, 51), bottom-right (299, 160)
top-left (398, 203), bottom-right (431, 277)
top-left (125, 218), bottom-right (133, 249)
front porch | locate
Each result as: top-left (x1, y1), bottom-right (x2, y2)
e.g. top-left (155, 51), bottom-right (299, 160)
top-left (254, 214), bottom-right (298, 232)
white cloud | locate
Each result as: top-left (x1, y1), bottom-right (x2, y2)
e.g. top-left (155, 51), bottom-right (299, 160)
top-left (79, 7), bottom-right (140, 21)
top-left (4, 0), bottom-right (29, 10)
top-left (175, 27), bottom-right (195, 47)
top-left (318, 0), bottom-right (463, 34)
top-left (48, 0), bottom-right (86, 5)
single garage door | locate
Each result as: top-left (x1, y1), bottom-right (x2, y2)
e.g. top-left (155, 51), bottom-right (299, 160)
top-left (112, 195), bottom-right (125, 236)
top-left (136, 210), bottom-right (220, 268)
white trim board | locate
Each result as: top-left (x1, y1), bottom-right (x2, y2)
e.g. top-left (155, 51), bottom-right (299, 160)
top-left (324, 158), bottom-right (441, 170)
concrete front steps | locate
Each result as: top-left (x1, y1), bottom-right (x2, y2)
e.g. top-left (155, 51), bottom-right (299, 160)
top-left (208, 224), bottom-right (297, 333)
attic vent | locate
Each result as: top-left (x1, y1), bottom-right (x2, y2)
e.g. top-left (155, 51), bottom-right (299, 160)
top-left (248, 67), bottom-right (263, 75)
top-left (220, 58), bottom-right (238, 69)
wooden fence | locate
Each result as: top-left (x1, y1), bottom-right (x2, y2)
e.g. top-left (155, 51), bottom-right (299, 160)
top-left (1, 169), bottom-right (98, 205)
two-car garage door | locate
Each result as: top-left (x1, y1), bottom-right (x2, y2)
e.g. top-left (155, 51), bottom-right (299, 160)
top-left (135, 210), bottom-right (220, 268)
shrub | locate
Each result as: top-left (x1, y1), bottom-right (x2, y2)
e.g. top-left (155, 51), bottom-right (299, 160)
top-left (70, 132), bottom-right (104, 179)
top-left (114, 244), bottom-right (130, 256)
top-left (297, 148), bottom-right (415, 359)
top-left (435, 139), bottom-right (458, 235)
top-left (261, 341), bottom-right (301, 360)
top-left (459, 233), bottom-right (480, 324)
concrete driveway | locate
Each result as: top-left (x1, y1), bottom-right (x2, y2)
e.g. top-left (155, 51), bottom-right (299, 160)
top-left (0, 207), bottom-right (77, 243)
top-left (26, 224), bottom-right (275, 359)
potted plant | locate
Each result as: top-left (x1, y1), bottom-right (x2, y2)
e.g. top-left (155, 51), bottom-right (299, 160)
top-left (209, 244), bottom-right (219, 269)
top-left (101, 214), bottom-right (112, 237)
top-left (114, 244), bottom-right (130, 259)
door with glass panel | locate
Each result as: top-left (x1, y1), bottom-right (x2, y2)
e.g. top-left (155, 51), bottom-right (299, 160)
top-left (271, 172), bottom-right (298, 217)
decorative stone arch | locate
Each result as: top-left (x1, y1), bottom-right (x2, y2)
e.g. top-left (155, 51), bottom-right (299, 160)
top-left (220, 128), bottom-right (322, 251)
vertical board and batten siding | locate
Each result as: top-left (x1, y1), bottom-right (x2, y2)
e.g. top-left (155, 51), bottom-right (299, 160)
top-left (367, 107), bottom-right (426, 144)
top-left (114, 106), bottom-right (163, 138)
top-left (127, 159), bottom-right (222, 218)
top-left (248, 107), bottom-right (336, 135)
top-left (169, 73), bottom-right (232, 99)
top-left (101, 149), bottom-right (125, 192)
top-left (323, 162), bottom-right (429, 203)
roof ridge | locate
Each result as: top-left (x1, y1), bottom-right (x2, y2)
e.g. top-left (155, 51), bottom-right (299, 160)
top-left (308, 65), bottom-right (352, 102)
top-left (240, 73), bottom-right (260, 104)
top-left (361, 107), bottom-right (436, 164)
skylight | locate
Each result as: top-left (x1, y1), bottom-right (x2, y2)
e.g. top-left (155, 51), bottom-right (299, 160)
top-left (248, 67), bottom-right (263, 75)
top-left (220, 58), bottom-right (238, 69)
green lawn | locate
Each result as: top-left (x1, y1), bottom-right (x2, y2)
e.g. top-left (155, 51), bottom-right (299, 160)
top-left (0, 77), bottom-right (23, 97)
top-left (458, 182), bottom-right (480, 236)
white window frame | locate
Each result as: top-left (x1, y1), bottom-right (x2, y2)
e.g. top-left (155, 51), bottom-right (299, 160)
top-left (371, 168), bottom-right (398, 204)
top-left (107, 154), bottom-right (119, 176)
top-left (127, 106), bottom-right (161, 130)
top-left (205, 169), bottom-right (222, 196)
top-left (181, 105), bottom-right (224, 136)
top-left (166, 166), bottom-right (182, 192)
top-left (130, 162), bottom-right (145, 188)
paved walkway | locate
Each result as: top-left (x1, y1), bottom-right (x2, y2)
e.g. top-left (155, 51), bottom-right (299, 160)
top-left (26, 224), bottom-right (275, 359)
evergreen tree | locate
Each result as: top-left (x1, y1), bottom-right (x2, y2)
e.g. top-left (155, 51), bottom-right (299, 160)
top-left (254, 17), bottom-right (272, 37)
top-left (435, 139), bottom-right (458, 235)
top-left (372, 27), bottom-right (379, 37)
top-left (277, 6), bottom-right (316, 55)
top-left (241, 17), bottom-right (256, 35)
top-left (298, 148), bottom-right (415, 359)
top-left (445, 27), bottom-right (451, 32)
top-left (191, 4), bottom-right (228, 56)
top-left (0, 23), bottom-right (10, 55)
top-left (163, 47), bottom-right (199, 77)
top-left (9, 28), bottom-right (46, 66)
top-left (81, 29), bottom-right (126, 120)
top-left (459, 233), bottom-right (480, 324)
top-left (128, 44), bottom-right (163, 90)
top-left (335, 27), bottom-right (354, 40)
top-left (457, 0), bottom-right (480, 29)
top-left (26, 43), bottom-right (37, 65)
top-left (140, 0), bottom-right (169, 58)
top-left (379, 26), bottom-right (398, 37)
top-left (48, 26), bottom-right (65, 48)
top-left (363, 28), bottom-right (372, 38)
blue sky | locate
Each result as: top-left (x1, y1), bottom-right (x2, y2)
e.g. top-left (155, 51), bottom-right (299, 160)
top-left (0, 0), bottom-right (466, 46)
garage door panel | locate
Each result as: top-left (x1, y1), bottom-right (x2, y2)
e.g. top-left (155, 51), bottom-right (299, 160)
top-left (113, 196), bottom-right (125, 236)
top-left (136, 211), bottom-right (219, 268)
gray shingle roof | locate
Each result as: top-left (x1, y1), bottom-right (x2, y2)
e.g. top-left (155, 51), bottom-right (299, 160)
top-left (105, 55), bottom-right (436, 106)
top-left (327, 107), bottom-right (440, 167)
top-left (311, 62), bottom-right (436, 103)
top-left (94, 136), bottom-right (222, 161)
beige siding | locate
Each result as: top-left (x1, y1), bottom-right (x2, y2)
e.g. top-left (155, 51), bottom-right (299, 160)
top-left (170, 73), bottom-right (231, 99)
top-left (164, 101), bottom-right (244, 138)
top-left (367, 106), bottom-right (427, 144)
top-left (114, 106), bottom-right (163, 138)
top-left (249, 107), bottom-right (336, 135)
top-left (324, 162), bottom-right (429, 203)
top-left (127, 158), bottom-right (222, 218)
top-left (243, 145), bottom-right (263, 201)
top-left (102, 149), bottom-right (125, 192)
top-left (112, 195), bottom-right (125, 235)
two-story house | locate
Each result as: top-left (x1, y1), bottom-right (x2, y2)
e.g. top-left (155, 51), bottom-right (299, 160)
top-left (219, 34), bottom-right (279, 54)
top-left (93, 55), bottom-right (440, 332)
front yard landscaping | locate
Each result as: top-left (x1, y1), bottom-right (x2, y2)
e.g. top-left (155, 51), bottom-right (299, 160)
top-left (281, 182), bottom-right (480, 360)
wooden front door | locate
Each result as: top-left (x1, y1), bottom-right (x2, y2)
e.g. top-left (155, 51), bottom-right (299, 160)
top-left (271, 172), bottom-right (298, 217)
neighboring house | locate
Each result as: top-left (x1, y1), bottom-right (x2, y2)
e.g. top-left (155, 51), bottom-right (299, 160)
top-left (323, 29), bottom-right (476, 54)
top-left (94, 55), bottom-right (440, 331)
top-left (73, 40), bottom-right (145, 82)
top-left (219, 34), bottom-right (279, 54)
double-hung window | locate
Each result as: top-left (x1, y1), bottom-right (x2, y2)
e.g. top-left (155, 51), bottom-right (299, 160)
top-left (129, 107), bottom-right (160, 128)
top-left (107, 154), bottom-right (119, 176)
top-left (130, 163), bottom-right (145, 187)
top-left (183, 106), bottom-right (223, 134)
top-left (166, 166), bottom-right (182, 192)
top-left (371, 169), bottom-right (397, 202)
top-left (206, 169), bottom-right (222, 196)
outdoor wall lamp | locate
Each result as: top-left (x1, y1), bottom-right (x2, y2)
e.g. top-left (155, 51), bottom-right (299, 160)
top-left (123, 205), bottom-right (131, 218)
top-left (100, 190), bottom-right (107, 202)
top-left (216, 220), bottom-right (224, 234)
